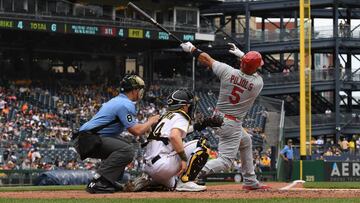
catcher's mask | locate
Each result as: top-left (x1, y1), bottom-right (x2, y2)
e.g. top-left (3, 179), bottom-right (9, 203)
top-left (167, 89), bottom-right (197, 119)
top-left (120, 75), bottom-right (145, 99)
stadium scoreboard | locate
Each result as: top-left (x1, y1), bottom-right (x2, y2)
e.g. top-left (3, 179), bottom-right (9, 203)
top-left (0, 18), bottom-right (195, 41)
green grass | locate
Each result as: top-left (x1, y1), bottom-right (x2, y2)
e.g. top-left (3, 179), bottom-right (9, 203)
top-left (304, 182), bottom-right (360, 189)
top-left (0, 199), bottom-right (359, 203)
top-left (0, 185), bottom-right (85, 192)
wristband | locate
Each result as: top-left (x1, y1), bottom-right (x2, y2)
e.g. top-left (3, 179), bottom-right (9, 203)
top-left (192, 48), bottom-right (203, 59)
top-left (177, 150), bottom-right (188, 162)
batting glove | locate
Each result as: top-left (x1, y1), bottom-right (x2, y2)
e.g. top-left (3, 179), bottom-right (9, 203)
top-left (228, 43), bottom-right (244, 58)
top-left (180, 42), bottom-right (195, 53)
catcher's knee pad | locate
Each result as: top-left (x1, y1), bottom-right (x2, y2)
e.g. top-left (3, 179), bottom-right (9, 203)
top-left (196, 137), bottom-right (210, 151)
top-left (181, 148), bottom-right (209, 182)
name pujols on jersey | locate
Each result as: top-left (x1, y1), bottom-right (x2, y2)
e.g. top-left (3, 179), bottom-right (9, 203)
top-left (229, 75), bottom-right (254, 91)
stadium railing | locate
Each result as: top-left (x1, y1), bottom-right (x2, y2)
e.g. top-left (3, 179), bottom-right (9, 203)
top-left (285, 113), bottom-right (360, 129)
top-left (214, 26), bottom-right (360, 44)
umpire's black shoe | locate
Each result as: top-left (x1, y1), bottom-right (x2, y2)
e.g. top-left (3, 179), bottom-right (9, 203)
top-left (113, 181), bottom-right (124, 192)
top-left (86, 179), bottom-right (116, 194)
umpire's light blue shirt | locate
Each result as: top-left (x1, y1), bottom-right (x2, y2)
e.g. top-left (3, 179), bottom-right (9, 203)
top-left (79, 94), bottom-right (137, 136)
top-left (280, 145), bottom-right (294, 160)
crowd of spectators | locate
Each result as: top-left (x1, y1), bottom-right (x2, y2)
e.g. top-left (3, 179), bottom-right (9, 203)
top-left (0, 81), bottom-right (125, 170)
top-left (289, 135), bottom-right (360, 161)
top-left (0, 79), bottom-right (271, 181)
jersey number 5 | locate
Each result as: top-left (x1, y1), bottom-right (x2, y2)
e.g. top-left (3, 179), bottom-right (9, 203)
top-left (229, 86), bottom-right (244, 104)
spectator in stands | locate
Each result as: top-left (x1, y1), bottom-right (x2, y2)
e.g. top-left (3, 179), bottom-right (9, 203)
top-left (323, 147), bottom-right (333, 156)
top-left (21, 158), bottom-right (31, 170)
top-left (356, 137), bottom-right (360, 154)
top-left (66, 159), bottom-right (79, 170)
top-left (30, 148), bottom-right (41, 163)
top-left (253, 153), bottom-right (262, 173)
top-left (344, 20), bottom-right (350, 38)
top-left (349, 139), bottom-right (356, 155)
top-left (334, 147), bottom-right (342, 156)
top-left (0, 97), bottom-right (6, 111)
top-left (2, 148), bottom-right (10, 163)
top-left (339, 20), bottom-right (345, 37)
top-left (233, 160), bottom-right (241, 173)
top-left (322, 65), bottom-right (328, 79)
top-left (316, 136), bottom-right (324, 145)
top-left (340, 138), bottom-right (349, 153)
top-left (3, 161), bottom-right (17, 170)
top-left (282, 67), bottom-right (290, 78)
top-left (260, 153), bottom-right (271, 171)
top-left (280, 139), bottom-right (294, 182)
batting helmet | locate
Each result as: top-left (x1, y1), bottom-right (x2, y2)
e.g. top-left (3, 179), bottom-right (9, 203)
top-left (120, 75), bottom-right (145, 98)
top-left (167, 89), bottom-right (197, 118)
top-left (240, 51), bottom-right (264, 75)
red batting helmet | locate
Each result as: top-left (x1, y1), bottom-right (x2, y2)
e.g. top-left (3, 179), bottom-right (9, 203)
top-left (240, 51), bottom-right (264, 75)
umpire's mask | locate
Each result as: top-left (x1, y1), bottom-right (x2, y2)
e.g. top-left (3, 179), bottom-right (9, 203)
top-left (167, 89), bottom-right (197, 119)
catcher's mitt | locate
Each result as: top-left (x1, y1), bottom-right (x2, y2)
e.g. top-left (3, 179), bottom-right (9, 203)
top-left (193, 115), bottom-right (223, 131)
top-left (123, 173), bottom-right (151, 192)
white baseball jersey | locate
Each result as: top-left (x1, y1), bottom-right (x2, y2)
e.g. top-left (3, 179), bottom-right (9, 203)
top-left (212, 61), bottom-right (263, 120)
top-left (144, 111), bottom-right (190, 162)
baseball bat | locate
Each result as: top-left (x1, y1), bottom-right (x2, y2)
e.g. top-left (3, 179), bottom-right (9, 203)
top-left (127, 2), bottom-right (184, 43)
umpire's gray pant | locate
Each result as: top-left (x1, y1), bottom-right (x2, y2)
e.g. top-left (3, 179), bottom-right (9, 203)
top-left (88, 136), bottom-right (134, 184)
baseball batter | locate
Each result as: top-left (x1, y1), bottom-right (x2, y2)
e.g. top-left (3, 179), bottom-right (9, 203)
top-left (180, 42), bottom-right (269, 190)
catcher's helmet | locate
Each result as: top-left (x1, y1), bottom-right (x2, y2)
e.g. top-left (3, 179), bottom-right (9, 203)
top-left (240, 51), bottom-right (264, 75)
top-left (167, 89), bottom-right (197, 118)
top-left (120, 75), bottom-right (145, 98)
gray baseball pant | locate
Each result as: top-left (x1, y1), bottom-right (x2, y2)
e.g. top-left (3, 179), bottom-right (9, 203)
top-left (201, 119), bottom-right (259, 186)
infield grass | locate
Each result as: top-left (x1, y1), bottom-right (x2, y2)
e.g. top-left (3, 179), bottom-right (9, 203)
top-left (0, 198), bottom-right (358, 203)
top-left (303, 182), bottom-right (360, 189)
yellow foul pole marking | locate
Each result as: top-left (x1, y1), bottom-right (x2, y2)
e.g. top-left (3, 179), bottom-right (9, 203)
top-left (299, 0), bottom-right (311, 180)
top-left (299, 0), bottom-right (305, 180)
top-left (305, 0), bottom-right (312, 157)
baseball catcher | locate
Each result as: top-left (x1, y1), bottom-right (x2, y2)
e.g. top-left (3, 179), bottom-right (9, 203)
top-left (124, 89), bottom-right (222, 192)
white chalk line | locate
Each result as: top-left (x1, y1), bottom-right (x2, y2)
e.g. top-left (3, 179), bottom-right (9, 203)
top-left (279, 180), bottom-right (305, 190)
top-left (280, 180), bottom-right (360, 191)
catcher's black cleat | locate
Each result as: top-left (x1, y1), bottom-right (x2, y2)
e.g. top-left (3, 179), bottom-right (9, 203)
top-left (86, 178), bottom-right (116, 194)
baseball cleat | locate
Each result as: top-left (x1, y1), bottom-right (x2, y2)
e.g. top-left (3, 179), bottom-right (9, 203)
top-left (242, 183), bottom-right (270, 191)
top-left (86, 179), bottom-right (116, 194)
top-left (124, 173), bottom-right (151, 192)
top-left (175, 181), bottom-right (207, 192)
top-left (195, 178), bottom-right (206, 186)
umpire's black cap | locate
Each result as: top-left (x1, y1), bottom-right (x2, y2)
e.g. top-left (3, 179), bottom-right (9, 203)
top-left (120, 75), bottom-right (145, 93)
